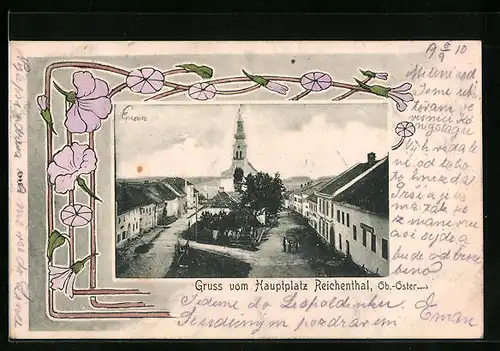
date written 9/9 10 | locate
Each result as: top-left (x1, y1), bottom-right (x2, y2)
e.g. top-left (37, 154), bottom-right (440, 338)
top-left (377, 281), bottom-right (426, 291)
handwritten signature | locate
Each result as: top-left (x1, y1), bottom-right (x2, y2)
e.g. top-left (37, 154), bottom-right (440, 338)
top-left (414, 292), bottom-right (477, 327)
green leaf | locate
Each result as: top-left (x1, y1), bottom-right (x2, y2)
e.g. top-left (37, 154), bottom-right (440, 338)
top-left (71, 253), bottom-right (98, 274)
top-left (359, 69), bottom-right (376, 78)
top-left (354, 78), bottom-right (371, 90)
top-left (47, 230), bottom-right (67, 262)
top-left (176, 64), bottom-right (214, 79)
top-left (40, 110), bottom-right (57, 135)
top-left (76, 176), bottom-right (102, 202)
top-left (354, 79), bottom-right (390, 97)
top-left (242, 69), bottom-right (269, 86)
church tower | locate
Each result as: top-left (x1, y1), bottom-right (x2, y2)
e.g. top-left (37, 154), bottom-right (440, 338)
top-left (220, 106), bottom-right (258, 192)
top-left (233, 112), bottom-right (247, 161)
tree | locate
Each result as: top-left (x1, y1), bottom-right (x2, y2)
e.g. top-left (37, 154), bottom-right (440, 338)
top-left (233, 167), bottom-right (244, 192)
top-left (240, 172), bottom-right (286, 223)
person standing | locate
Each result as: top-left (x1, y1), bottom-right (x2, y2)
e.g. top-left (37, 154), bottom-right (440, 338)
top-left (283, 237), bottom-right (287, 252)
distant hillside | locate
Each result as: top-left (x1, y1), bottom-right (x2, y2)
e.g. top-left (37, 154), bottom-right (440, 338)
top-left (283, 175), bottom-right (336, 191)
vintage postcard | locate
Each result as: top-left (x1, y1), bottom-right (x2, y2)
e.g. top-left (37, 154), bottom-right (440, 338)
top-left (9, 41), bottom-right (483, 339)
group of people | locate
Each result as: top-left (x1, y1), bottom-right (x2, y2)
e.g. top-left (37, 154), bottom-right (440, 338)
top-left (283, 236), bottom-right (300, 253)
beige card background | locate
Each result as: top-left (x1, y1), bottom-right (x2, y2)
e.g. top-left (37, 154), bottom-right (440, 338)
top-left (9, 41), bottom-right (482, 339)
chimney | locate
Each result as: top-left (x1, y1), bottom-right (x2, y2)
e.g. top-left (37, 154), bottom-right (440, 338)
top-left (218, 186), bottom-right (224, 193)
top-left (367, 152), bottom-right (376, 165)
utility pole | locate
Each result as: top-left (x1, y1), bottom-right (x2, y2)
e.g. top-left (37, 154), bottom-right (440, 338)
top-left (194, 192), bottom-right (199, 242)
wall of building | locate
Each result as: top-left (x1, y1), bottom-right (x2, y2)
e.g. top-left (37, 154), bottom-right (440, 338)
top-left (332, 202), bottom-right (389, 276)
top-left (140, 204), bottom-right (156, 233)
top-left (185, 184), bottom-right (195, 208)
top-left (164, 199), bottom-right (178, 218)
top-left (116, 207), bottom-right (141, 247)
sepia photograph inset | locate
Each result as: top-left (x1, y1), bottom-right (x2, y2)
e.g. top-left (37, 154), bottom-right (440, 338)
top-left (114, 103), bottom-right (389, 279)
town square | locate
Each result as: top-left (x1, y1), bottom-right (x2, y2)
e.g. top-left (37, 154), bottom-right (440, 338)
top-left (114, 103), bottom-right (389, 278)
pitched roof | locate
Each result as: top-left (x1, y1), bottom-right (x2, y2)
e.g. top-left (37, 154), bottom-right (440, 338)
top-left (162, 177), bottom-right (188, 196)
top-left (333, 157), bottom-right (389, 217)
top-left (207, 191), bottom-right (240, 209)
top-left (318, 162), bottom-right (375, 196)
top-left (297, 180), bottom-right (325, 196)
top-left (115, 181), bottom-right (178, 215)
top-left (143, 182), bottom-right (178, 202)
top-left (115, 182), bottom-right (155, 215)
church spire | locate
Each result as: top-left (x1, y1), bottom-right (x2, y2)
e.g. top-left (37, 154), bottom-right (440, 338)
top-left (234, 105), bottom-right (245, 140)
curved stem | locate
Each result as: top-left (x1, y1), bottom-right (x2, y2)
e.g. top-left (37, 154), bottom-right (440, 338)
top-left (290, 90), bottom-right (311, 101)
top-left (144, 88), bottom-right (185, 101)
top-left (163, 68), bottom-right (187, 76)
top-left (331, 81), bottom-right (364, 91)
top-left (391, 136), bottom-right (405, 151)
top-left (47, 61), bottom-right (129, 76)
top-left (89, 131), bottom-right (97, 289)
top-left (332, 77), bottom-right (372, 101)
top-left (108, 83), bottom-right (127, 98)
top-left (216, 84), bottom-right (261, 96)
top-left (65, 101), bottom-right (75, 265)
top-left (206, 75), bottom-right (301, 85)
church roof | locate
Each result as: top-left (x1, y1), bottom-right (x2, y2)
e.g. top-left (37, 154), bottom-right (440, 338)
top-left (220, 161), bottom-right (258, 178)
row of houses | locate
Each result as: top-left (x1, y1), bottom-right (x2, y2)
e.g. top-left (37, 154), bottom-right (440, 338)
top-left (287, 152), bottom-right (389, 276)
top-left (115, 177), bottom-right (197, 248)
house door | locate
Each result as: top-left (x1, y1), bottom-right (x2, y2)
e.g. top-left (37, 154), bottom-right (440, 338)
top-left (329, 226), bottom-right (335, 248)
top-left (346, 240), bottom-right (350, 257)
top-left (126, 223), bottom-right (131, 239)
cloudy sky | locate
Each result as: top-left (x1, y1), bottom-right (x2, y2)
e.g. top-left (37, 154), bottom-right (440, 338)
top-left (115, 103), bottom-right (388, 179)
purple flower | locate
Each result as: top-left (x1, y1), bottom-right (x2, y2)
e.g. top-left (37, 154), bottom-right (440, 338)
top-left (359, 69), bottom-right (388, 80)
top-left (265, 81), bottom-right (289, 95)
top-left (49, 265), bottom-right (77, 298)
top-left (65, 71), bottom-right (112, 133)
top-left (60, 203), bottom-right (92, 227)
top-left (242, 69), bottom-right (289, 96)
top-left (126, 67), bottom-right (165, 94)
top-left (374, 72), bottom-right (389, 80)
top-left (388, 82), bottom-right (414, 112)
top-left (395, 121), bottom-right (416, 137)
top-left (188, 83), bottom-right (217, 100)
top-left (300, 72), bottom-right (332, 92)
top-left (48, 254), bottom-right (94, 299)
top-left (47, 142), bottom-right (97, 194)
top-left (37, 95), bottom-right (48, 110)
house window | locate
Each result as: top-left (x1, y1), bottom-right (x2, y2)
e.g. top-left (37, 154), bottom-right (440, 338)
top-left (341, 212), bottom-right (345, 225)
top-left (339, 234), bottom-right (342, 250)
top-left (337, 210), bottom-right (341, 222)
top-left (346, 213), bottom-right (350, 227)
top-left (353, 225), bottom-right (357, 240)
top-left (371, 233), bottom-right (377, 253)
top-left (361, 223), bottom-right (373, 248)
top-left (117, 233), bottom-right (122, 243)
top-left (382, 238), bottom-right (388, 259)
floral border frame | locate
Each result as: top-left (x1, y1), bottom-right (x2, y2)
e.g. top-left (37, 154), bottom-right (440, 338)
top-left (39, 61), bottom-right (416, 319)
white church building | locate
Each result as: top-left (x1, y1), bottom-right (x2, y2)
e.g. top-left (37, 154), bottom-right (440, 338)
top-left (219, 108), bottom-right (258, 192)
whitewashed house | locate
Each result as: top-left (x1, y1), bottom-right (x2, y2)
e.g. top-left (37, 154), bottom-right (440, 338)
top-left (331, 155), bottom-right (389, 276)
